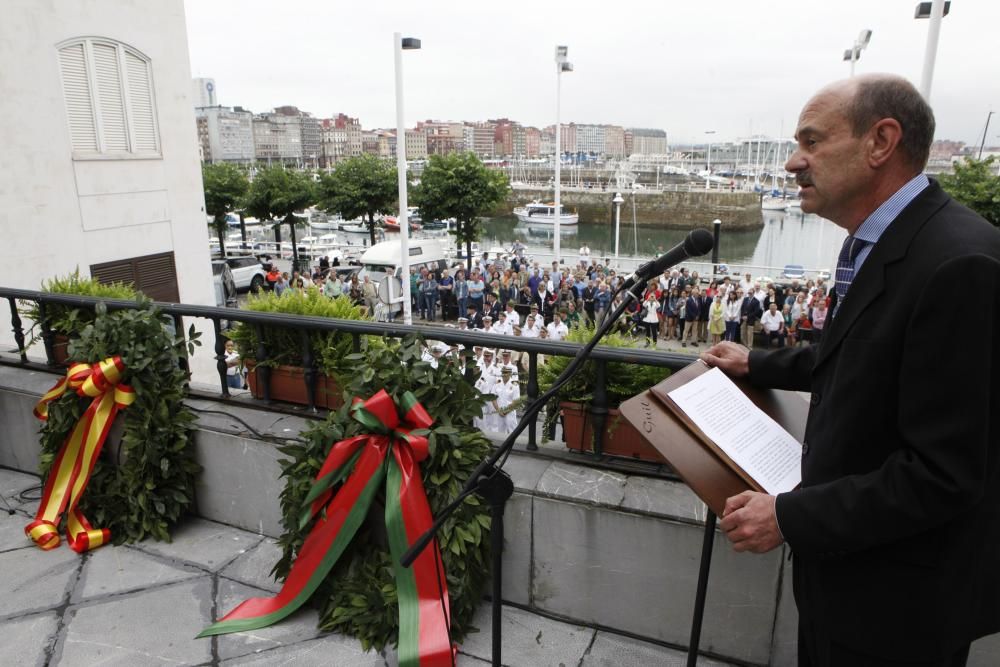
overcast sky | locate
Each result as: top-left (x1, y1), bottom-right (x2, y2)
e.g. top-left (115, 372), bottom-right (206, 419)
top-left (184, 0), bottom-right (999, 146)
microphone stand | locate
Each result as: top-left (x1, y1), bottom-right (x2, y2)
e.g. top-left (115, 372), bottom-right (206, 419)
top-left (401, 281), bottom-right (648, 667)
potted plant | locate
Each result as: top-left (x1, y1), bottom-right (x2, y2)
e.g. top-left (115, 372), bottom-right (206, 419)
top-left (227, 287), bottom-right (371, 409)
top-left (19, 270), bottom-right (139, 364)
top-left (539, 325), bottom-right (672, 463)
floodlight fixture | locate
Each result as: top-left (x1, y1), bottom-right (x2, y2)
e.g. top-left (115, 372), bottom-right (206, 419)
top-left (915, 1), bottom-right (950, 19)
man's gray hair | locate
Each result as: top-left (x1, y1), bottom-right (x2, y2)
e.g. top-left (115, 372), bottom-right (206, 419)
top-left (846, 76), bottom-right (935, 170)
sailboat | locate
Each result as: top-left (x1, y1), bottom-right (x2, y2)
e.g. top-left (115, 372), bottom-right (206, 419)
top-left (761, 138), bottom-right (789, 211)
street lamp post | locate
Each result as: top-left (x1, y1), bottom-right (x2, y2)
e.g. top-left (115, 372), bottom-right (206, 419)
top-left (842, 29), bottom-right (873, 77)
top-left (979, 111), bottom-right (995, 160)
top-left (612, 192), bottom-right (624, 260)
top-left (553, 46), bottom-right (572, 266)
top-left (394, 33), bottom-right (420, 325)
top-left (915, 1), bottom-right (950, 99)
top-left (704, 130), bottom-right (716, 190)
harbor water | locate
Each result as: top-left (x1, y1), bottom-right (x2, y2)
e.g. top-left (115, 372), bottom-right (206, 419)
top-left (476, 209), bottom-right (849, 275)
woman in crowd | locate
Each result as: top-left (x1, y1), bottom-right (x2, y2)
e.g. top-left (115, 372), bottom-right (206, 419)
top-left (348, 274), bottom-right (363, 306)
top-left (641, 291), bottom-right (660, 346)
top-left (453, 268), bottom-right (468, 318)
top-left (782, 303), bottom-right (796, 346)
top-left (811, 292), bottom-right (828, 344)
top-left (664, 287), bottom-right (680, 341)
top-left (709, 294), bottom-right (725, 345)
top-left (723, 289), bottom-right (742, 342)
top-left (224, 339), bottom-right (243, 389)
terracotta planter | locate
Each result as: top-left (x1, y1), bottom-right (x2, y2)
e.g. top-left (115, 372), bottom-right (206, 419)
top-left (560, 401), bottom-right (667, 464)
top-left (51, 333), bottom-right (71, 366)
top-left (244, 361), bottom-right (343, 409)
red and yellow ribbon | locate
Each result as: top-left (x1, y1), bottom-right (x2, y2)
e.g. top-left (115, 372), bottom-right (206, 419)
top-left (198, 389), bottom-right (455, 667)
top-left (26, 357), bottom-right (135, 553)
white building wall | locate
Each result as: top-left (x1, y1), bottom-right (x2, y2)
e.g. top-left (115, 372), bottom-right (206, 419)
top-left (0, 0), bottom-right (217, 379)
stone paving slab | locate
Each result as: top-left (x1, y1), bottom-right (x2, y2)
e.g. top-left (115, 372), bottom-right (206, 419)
top-left (0, 545), bottom-right (80, 620)
top-left (54, 577), bottom-right (214, 666)
top-left (72, 545), bottom-right (203, 603)
top-left (0, 611), bottom-right (59, 667)
top-left (215, 578), bottom-right (322, 661)
top-left (535, 461), bottom-right (627, 507)
top-left (219, 634), bottom-right (385, 666)
top-left (131, 516), bottom-right (263, 572)
top-left (582, 630), bottom-right (731, 666)
top-left (0, 467), bottom-right (41, 516)
top-left (458, 603), bottom-right (595, 667)
top-left (0, 508), bottom-right (32, 552)
top-left (219, 537), bottom-right (284, 593)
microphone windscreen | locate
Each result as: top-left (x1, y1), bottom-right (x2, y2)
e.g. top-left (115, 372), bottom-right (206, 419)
top-left (685, 228), bottom-right (715, 257)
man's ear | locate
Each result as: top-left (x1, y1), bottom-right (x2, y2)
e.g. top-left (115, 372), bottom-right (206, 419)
top-left (868, 118), bottom-right (903, 168)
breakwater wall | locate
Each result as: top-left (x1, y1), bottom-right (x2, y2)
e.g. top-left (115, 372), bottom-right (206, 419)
top-left (495, 188), bottom-right (762, 229)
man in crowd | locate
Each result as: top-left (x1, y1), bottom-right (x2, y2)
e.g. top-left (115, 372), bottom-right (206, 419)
top-left (759, 301), bottom-right (785, 347)
top-left (437, 268), bottom-right (454, 320)
top-left (546, 312), bottom-right (569, 341)
top-left (739, 287), bottom-right (762, 345)
top-left (703, 74), bottom-right (1000, 665)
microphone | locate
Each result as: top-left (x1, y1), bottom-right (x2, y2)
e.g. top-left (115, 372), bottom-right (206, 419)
top-left (619, 228), bottom-right (715, 293)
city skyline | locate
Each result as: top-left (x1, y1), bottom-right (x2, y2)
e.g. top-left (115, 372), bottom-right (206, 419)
top-left (184, 0), bottom-right (999, 147)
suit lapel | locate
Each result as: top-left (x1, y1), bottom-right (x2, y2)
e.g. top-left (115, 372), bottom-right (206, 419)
top-left (813, 181), bottom-right (949, 371)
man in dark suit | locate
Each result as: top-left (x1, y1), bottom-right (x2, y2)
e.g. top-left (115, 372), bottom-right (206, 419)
top-left (704, 74), bottom-right (1000, 665)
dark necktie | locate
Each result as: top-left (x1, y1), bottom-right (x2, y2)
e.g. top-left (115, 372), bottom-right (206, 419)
top-left (835, 235), bottom-right (867, 302)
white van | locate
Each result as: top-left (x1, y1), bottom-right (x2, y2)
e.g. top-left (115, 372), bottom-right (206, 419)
top-left (357, 239), bottom-right (451, 318)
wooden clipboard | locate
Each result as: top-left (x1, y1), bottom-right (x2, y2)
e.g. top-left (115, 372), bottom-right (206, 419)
top-left (618, 360), bottom-right (808, 516)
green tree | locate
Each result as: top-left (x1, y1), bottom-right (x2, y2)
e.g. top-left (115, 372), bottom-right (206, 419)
top-left (202, 163), bottom-right (249, 259)
top-left (939, 156), bottom-right (1000, 227)
top-left (244, 166), bottom-right (316, 271)
top-left (413, 152), bottom-right (510, 265)
top-left (317, 155), bottom-right (398, 247)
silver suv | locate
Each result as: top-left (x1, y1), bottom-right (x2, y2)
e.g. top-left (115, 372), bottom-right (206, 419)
top-left (224, 255), bottom-right (267, 293)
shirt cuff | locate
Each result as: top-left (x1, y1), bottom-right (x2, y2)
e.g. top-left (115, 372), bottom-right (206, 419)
top-left (773, 492), bottom-right (787, 543)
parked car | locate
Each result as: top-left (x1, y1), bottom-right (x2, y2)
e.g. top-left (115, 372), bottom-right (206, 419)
top-left (211, 260), bottom-right (238, 310)
top-left (781, 264), bottom-right (806, 280)
top-left (224, 255), bottom-right (267, 292)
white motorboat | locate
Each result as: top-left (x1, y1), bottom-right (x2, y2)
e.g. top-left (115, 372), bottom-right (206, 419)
top-left (512, 201), bottom-right (579, 225)
top-left (761, 196), bottom-right (787, 211)
top-left (340, 222), bottom-right (369, 234)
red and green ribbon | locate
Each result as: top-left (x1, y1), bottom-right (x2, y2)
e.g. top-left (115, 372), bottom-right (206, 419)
top-left (198, 389), bottom-right (454, 666)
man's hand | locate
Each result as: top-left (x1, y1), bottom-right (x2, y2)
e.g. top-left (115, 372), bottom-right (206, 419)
top-left (719, 491), bottom-right (783, 553)
top-left (700, 342), bottom-right (751, 378)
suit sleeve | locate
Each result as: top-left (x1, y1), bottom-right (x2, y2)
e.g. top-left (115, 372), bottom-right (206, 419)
top-left (747, 346), bottom-right (816, 392)
top-left (775, 253), bottom-right (1000, 556)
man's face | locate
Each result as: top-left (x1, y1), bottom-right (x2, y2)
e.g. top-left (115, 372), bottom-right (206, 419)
top-left (770, 304), bottom-right (778, 313)
top-left (786, 83), bottom-right (873, 226)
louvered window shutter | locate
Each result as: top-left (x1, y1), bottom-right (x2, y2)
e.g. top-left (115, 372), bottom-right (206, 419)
top-left (91, 42), bottom-right (128, 152)
top-left (59, 39), bottom-right (160, 157)
top-left (58, 44), bottom-right (98, 152)
top-left (125, 50), bottom-right (158, 152)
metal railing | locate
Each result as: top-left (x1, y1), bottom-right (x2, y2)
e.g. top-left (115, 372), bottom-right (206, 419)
top-left (2, 287), bottom-right (692, 461)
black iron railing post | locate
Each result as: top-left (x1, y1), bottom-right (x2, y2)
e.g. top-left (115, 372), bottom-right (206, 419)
top-left (254, 323), bottom-right (271, 402)
top-left (37, 301), bottom-right (56, 366)
top-left (173, 314), bottom-right (189, 375)
top-left (300, 330), bottom-right (317, 412)
top-left (8, 297), bottom-right (27, 363)
top-left (591, 359), bottom-right (609, 458)
top-left (526, 352), bottom-right (539, 451)
top-left (213, 318), bottom-right (229, 397)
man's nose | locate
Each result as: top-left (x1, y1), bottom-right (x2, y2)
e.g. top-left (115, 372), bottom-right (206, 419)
top-left (785, 148), bottom-right (805, 173)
